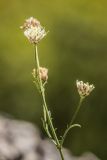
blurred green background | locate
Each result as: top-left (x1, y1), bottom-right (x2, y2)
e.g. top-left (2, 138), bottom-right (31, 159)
top-left (0, 0), bottom-right (107, 159)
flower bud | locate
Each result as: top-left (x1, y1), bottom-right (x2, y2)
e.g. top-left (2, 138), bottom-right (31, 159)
top-left (32, 67), bottom-right (48, 82)
top-left (38, 67), bottom-right (48, 81)
top-left (32, 68), bottom-right (36, 78)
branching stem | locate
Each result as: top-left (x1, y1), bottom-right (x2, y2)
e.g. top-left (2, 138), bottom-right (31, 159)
top-left (61, 97), bottom-right (84, 145)
top-left (34, 44), bottom-right (64, 160)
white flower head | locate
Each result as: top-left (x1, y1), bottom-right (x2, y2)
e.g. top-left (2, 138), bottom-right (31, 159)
top-left (76, 80), bottom-right (95, 98)
top-left (20, 17), bottom-right (47, 44)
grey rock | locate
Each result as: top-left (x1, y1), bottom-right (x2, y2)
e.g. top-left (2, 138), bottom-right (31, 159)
top-left (0, 116), bottom-right (100, 160)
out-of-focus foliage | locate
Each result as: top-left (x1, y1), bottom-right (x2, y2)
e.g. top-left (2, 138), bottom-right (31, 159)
top-left (0, 0), bottom-right (107, 159)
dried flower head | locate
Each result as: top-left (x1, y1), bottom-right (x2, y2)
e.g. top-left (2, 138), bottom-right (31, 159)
top-left (76, 80), bottom-right (95, 98)
top-left (38, 67), bottom-right (48, 81)
top-left (20, 17), bottom-right (47, 44)
top-left (32, 67), bottom-right (48, 81)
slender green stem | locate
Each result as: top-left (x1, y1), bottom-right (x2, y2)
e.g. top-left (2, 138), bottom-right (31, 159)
top-left (59, 148), bottom-right (64, 160)
top-left (41, 86), bottom-right (60, 147)
top-left (61, 97), bottom-right (84, 145)
top-left (70, 97), bottom-right (84, 125)
top-left (34, 45), bottom-right (64, 158)
top-left (34, 44), bottom-right (43, 92)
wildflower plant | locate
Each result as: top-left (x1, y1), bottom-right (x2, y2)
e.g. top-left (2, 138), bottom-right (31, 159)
top-left (21, 17), bottom-right (95, 160)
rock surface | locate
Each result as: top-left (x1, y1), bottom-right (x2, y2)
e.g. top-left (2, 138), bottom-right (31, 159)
top-left (0, 116), bottom-right (100, 160)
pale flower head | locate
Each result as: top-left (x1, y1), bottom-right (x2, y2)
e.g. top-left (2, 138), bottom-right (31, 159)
top-left (20, 17), bottom-right (47, 44)
top-left (32, 67), bottom-right (48, 81)
top-left (38, 67), bottom-right (48, 81)
top-left (76, 80), bottom-right (95, 98)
